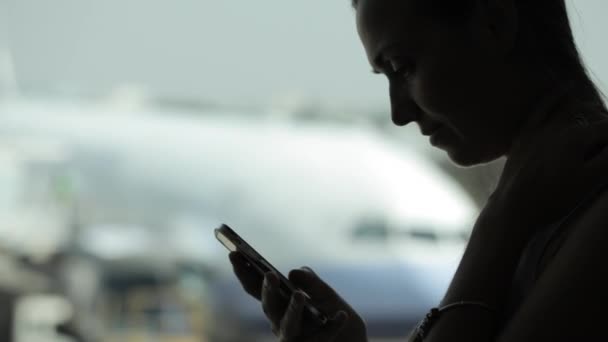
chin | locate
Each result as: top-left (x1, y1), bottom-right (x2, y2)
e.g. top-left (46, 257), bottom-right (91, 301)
top-left (446, 146), bottom-right (503, 168)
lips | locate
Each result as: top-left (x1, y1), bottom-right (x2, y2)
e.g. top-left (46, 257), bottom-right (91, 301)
top-left (421, 124), bottom-right (443, 136)
top-left (430, 126), bottom-right (447, 146)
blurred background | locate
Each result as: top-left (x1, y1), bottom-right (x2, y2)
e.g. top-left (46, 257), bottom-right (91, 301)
top-left (0, 0), bottom-right (606, 341)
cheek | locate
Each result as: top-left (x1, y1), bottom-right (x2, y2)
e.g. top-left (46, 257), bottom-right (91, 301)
top-left (411, 57), bottom-right (476, 131)
top-left (412, 66), bottom-right (460, 114)
top-left (412, 52), bottom-right (498, 135)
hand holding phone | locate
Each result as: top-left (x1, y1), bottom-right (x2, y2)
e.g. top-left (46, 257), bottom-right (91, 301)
top-left (216, 224), bottom-right (368, 341)
top-left (215, 224), bottom-right (328, 328)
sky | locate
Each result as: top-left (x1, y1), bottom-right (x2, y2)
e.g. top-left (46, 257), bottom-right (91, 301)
top-left (1, 0), bottom-right (608, 112)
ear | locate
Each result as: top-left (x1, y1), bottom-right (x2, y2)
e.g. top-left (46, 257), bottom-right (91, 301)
top-left (478, 0), bottom-right (518, 54)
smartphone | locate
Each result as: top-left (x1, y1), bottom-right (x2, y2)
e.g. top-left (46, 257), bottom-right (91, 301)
top-left (214, 224), bottom-right (328, 328)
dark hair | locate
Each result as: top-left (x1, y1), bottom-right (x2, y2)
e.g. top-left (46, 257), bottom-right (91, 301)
top-left (352, 0), bottom-right (606, 111)
top-left (514, 1), bottom-right (606, 110)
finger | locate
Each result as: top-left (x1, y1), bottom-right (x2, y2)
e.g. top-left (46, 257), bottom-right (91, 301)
top-left (289, 267), bottom-right (331, 299)
top-left (289, 267), bottom-right (345, 313)
top-left (229, 252), bottom-right (263, 300)
top-left (261, 272), bottom-right (289, 331)
top-left (316, 310), bottom-right (349, 341)
top-left (279, 291), bottom-right (306, 341)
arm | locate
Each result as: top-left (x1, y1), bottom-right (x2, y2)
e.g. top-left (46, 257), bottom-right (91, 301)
top-left (424, 200), bottom-right (531, 342)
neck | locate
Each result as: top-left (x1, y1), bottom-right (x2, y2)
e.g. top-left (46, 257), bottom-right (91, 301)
top-left (506, 85), bottom-right (573, 159)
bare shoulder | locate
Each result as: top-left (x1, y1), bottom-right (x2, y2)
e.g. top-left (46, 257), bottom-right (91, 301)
top-left (497, 186), bottom-right (608, 341)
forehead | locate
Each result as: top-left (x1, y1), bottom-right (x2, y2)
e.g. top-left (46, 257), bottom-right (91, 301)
top-left (356, 0), bottom-right (431, 62)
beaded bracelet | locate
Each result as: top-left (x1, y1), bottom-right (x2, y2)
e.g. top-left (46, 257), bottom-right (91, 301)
top-left (408, 301), bottom-right (496, 342)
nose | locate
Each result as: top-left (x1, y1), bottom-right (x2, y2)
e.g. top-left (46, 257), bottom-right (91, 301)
top-left (389, 81), bottom-right (420, 126)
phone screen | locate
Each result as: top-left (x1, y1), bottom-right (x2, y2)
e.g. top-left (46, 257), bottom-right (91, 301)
top-left (214, 224), bottom-right (328, 326)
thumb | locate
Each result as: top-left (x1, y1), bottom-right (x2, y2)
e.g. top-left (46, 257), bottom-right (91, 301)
top-left (289, 268), bottom-right (333, 297)
top-left (288, 267), bottom-right (344, 311)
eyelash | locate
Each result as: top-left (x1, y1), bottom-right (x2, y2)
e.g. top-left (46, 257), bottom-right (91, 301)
top-left (373, 61), bottom-right (415, 81)
top-left (390, 61), bottom-right (415, 80)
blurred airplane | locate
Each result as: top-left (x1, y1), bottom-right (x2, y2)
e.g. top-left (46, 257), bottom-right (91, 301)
top-left (0, 97), bottom-right (479, 341)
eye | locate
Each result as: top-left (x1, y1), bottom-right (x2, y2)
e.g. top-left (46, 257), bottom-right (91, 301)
top-left (390, 59), bottom-right (415, 80)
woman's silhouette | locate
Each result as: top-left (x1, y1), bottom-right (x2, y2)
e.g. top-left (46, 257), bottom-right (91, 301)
top-left (230, 1), bottom-right (608, 340)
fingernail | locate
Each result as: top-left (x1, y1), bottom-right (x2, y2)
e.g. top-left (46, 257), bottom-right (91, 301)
top-left (263, 273), bottom-right (273, 288)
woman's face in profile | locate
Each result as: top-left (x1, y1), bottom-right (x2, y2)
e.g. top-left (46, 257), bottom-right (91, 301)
top-left (356, 0), bottom-right (519, 166)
